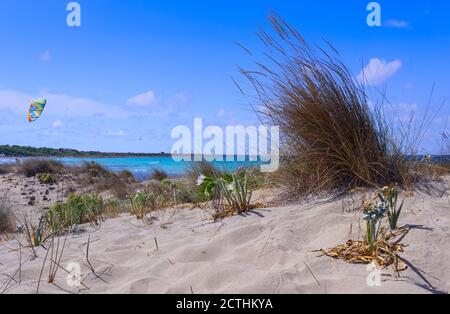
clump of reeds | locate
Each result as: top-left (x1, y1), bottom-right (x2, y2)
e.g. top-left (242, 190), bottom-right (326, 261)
top-left (237, 14), bottom-right (409, 196)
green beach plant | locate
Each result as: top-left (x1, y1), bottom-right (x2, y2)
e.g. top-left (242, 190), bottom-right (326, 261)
top-left (46, 193), bottom-right (105, 232)
top-left (23, 214), bottom-right (48, 248)
top-left (379, 184), bottom-right (404, 230)
top-left (36, 173), bottom-right (57, 185)
top-left (198, 168), bottom-right (258, 214)
top-left (363, 203), bottom-right (388, 251)
top-left (129, 190), bottom-right (153, 219)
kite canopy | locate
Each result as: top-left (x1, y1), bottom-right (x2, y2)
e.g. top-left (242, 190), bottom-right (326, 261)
top-left (28, 98), bottom-right (47, 123)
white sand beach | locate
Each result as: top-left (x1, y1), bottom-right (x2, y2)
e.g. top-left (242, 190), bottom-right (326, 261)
top-left (1, 174), bottom-right (449, 294)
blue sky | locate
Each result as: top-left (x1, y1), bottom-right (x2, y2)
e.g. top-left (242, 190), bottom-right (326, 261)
top-left (0, 0), bottom-right (449, 154)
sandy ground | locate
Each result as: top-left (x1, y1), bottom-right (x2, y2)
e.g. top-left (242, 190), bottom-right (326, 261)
top-left (1, 176), bottom-right (449, 294)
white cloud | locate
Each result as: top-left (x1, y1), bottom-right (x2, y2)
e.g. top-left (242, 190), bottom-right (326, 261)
top-left (357, 58), bottom-right (402, 86)
top-left (52, 120), bottom-right (64, 128)
top-left (104, 129), bottom-right (126, 137)
top-left (384, 20), bottom-right (411, 29)
top-left (40, 51), bottom-right (51, 62)
top-left (126, 90), bottom-right (157, 108)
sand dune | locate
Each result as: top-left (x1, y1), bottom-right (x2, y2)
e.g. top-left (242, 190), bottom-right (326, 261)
top-left (1, 179), bottom-right (449, 294)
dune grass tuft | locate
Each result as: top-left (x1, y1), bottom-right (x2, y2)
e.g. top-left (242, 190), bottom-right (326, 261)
top-left (237, 14), bottom-right (418, 196)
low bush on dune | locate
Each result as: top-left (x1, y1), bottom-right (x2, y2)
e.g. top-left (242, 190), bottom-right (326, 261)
top-left (237, 14), bottom-right (424, 196)
top-left (0, 195), bottom-right (16, 234)
top-left (46, 193), bottom-right (105, 232)
top-left (19, 159), bottom-right (65, 177)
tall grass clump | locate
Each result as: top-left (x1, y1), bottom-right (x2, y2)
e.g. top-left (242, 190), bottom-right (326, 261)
top-left (0, 195), bottom-right (16, 233)
top-left (237, 14), bottom-right (408, 195)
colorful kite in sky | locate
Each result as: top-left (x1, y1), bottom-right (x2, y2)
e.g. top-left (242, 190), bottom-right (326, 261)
top-left (28, 99), bottom-right (47, 123)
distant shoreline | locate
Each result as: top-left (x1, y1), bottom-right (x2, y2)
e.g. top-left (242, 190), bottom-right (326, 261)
top-left (0, 145), bottom-right (171, 158)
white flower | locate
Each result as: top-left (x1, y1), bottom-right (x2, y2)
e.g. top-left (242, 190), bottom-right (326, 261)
top-left (197, 175), bottom-right (206, 186)
top-left (227, 183), bottom-right (234, 191)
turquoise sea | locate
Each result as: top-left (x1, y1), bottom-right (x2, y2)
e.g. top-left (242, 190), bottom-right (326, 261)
top-left (0, 156), bottom-right (261, 180)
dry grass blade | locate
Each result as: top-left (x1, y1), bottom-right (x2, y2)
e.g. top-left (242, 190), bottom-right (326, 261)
top-left (48, 234), bottom-right (68, 284)
top-left (85, 234), bottom-right (110, 284)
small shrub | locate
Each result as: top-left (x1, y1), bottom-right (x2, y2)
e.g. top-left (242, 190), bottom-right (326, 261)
top-left (129, 190), bottom-right (154, 219)
top-left (19, 159), bottom-right (64, 177)
top-left (150, 168), bottom-right (168, 181)
top-left (37, 173), bottom-right (57, 185)
top-left (46, 193), bottom-right (105, 232)
top-left (0, 196), bottom-right (16, 233)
